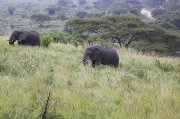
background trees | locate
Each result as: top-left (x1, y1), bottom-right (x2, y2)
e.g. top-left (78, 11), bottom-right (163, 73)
top-left (31, 14), bottom-right (51, 28)
top-left (66, 14), bottom-right (180, 55)
top-left (57, 0), bottom-right (73, 7)
top-left (8, 7), bottom-right (15, 15)
top-left (57, 13), bottom-right (68, 22)
top-left (1, 0), bottom-right (180, 56)
top-left (78, 0), bottom-right (87, 6)
top-left (151, 0), bottom-right (180, 30)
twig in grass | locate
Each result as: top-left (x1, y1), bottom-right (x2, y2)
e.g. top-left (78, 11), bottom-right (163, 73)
top-left (41, 92), bottom-right (52, 119)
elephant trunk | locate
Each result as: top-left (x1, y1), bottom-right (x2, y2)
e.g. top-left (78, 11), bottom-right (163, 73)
top-left (9, 35), bottom-right (15, 45)
top-left (81, 54), bottom-right (89, 65)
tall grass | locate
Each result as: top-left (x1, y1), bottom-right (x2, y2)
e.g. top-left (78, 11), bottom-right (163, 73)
top-left (0, 37), bottom-right (180, 119)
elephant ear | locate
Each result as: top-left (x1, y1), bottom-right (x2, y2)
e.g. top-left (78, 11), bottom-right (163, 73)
top-left (18, 33), bottom-right (27, 42)
top-left (92, 47), bottom-right (103, 60)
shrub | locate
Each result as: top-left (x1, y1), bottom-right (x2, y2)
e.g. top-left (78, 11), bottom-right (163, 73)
top-left (41, 35), bottom-right (52, 47)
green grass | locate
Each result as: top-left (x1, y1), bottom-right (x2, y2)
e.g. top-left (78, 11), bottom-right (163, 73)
top-left (0, 37), bottom-right (180, 119)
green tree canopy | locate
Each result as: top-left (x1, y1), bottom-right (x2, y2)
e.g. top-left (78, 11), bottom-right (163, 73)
top-left (57, 13), bottom-right (68, 22)
top-left (31, 14), bottom-right (51, 28)
top-left (66, 14), bottom-right (147, 48)
top-left (66, 14), bottom-right (180, 55)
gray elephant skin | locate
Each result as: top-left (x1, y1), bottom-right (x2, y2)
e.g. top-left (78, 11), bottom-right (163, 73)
top-left (82, 45), bottom-right (119, 67)
top-left (9, 31), bottom-right (40, 46)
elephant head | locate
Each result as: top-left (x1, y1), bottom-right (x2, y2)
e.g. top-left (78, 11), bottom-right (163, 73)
top-left (9, 31), bottom-right (23, 45)
top-left (82, 46), bottom-right (103, 67)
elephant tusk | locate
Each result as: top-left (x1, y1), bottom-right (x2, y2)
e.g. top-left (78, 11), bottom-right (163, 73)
top-left (84, 60), bottom-right (88, 64)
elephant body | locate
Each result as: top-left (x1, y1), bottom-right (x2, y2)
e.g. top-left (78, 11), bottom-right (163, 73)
top-left (82, 45), bottom-right (119, 67)
top-left (9, 31), bottom-right (40, 46)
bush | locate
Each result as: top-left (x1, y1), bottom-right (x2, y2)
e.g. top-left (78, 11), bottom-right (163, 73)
top-left (41, 35), bottom-right (52, 47)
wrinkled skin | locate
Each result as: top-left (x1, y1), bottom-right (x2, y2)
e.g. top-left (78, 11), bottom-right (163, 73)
top-left (9, 31), bottom-right (40, 46)
top-left (82, 45), bottom-right (119, 67)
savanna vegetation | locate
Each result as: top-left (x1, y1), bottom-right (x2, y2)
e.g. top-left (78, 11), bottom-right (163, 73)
top-left (1, 0), bottom-right (180, 55)
top-left (0, 0), bottom-right (180, 118)
top-left (0, 37), bottom-right (180, 118)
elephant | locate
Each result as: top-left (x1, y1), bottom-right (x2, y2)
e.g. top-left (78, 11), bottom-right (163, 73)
top-left (9, 30), bottom-right (40, 46)
top-left (81, 45), bottom-right (119, 67)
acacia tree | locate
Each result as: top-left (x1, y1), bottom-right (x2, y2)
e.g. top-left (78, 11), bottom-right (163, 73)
top-left (66, 14), bottom-right (147, 48)
top-left (66, 14), bottom-right (180, 55)
top-left (31, 14), bottom-right (51, 28)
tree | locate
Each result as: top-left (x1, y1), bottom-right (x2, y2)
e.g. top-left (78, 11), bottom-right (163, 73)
top-left (151, 8), bottom-right (167, 20)
top-left (78, 0), bottom-right (87, 6)
top-left (57, 13), bottom-right (68, 22)
top-left (31, 14), bottom-right (51, 28)
top-left (151, 8), bottom-right (180, 29)
top-left (142, 0), bottom-right (166, 8)
top-left (86, 13), bottom-right (103, 18)
top-left (46, 7), bottom-right (56, 15)
top-left (76, 11), bottom-right (87, 18)
top-left (93, 0), bottom-right (115, 14)
top-left (66, 15), bottom-right (147, 48)
top-left (162, 0), bottom-right (180, 10)
top-left (8, 7), bottom-right (15, 15)
top-left (136, 27), bottom-right (180, 55)
top-left (57, 0), bottom-right (73, 7)
top-left (66, 14), bottom-right (180, 55)
top-left (109, 8), bottom-right (128, 15)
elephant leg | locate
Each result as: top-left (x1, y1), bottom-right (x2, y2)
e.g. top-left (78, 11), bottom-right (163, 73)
top-left (92, 60), bottom-right (100, 67)
top-left (95, 61), bottom-right (101, 66)
top-left (92, 60), bottom-right (96, 67)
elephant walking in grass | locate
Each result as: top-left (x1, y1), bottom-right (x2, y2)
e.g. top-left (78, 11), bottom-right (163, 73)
top-left (9, 30), bottom-right (40, 46)
top-left (81, 45), bottom-right (119, 67)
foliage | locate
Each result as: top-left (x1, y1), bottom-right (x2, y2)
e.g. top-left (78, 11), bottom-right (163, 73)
top-left (108, 8), bottom-right (128, 15)
top-left (162, 0), bottom-right (180, 11)
top-left (151, 8), bottom-right (167, 20)
top-left (86, 12), bottom-right (103, 18)
top-left (63, 25), bottom-right (74, 35)
top-left (136, 27), bottom-right (180, 55)
top-left (41, 34), bottom-right (52, 47)
top-left (141, 0), bottom-right (166, 8)
top-left (31, 14), bottom-right (51, 28)
top-left (8, 7), bottom-right (15, 15)
top-left (46, 6), bottom-right (56, 15)
top-left (78, 0), bottom-right (87, 6)
top-left (66, 14), bottom-right (147, 48)
top-left (57, 0), bottom-right (73, 7)
top-left (48, 32), bottom-right (84, 47)
top-left (151, 1), bottom-right (180, 30)
top-left (76, 11), bottom-right (87, 18)
top-left (0, 37), bottom-right (180, 118)
top-left (57, 13), bottom-right (68, 22)
top-left (66, 14), bottom-right (180, 55)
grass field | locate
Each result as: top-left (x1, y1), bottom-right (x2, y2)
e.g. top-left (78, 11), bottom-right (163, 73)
top-left (0, 36), bottom-right (180, 119)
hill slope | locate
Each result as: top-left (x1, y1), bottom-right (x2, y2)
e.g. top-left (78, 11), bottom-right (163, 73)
top-left (0, 37), bottom-right (180, 118)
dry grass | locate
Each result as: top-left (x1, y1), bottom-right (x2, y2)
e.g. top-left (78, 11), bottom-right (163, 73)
top-left (0, 37), bottom-right (180, 119)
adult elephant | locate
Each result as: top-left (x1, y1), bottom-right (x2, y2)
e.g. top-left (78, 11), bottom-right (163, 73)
top-left (81, 45), bottom-right (119, 67)
top-left (9, 31), bottom-right (40, 46)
